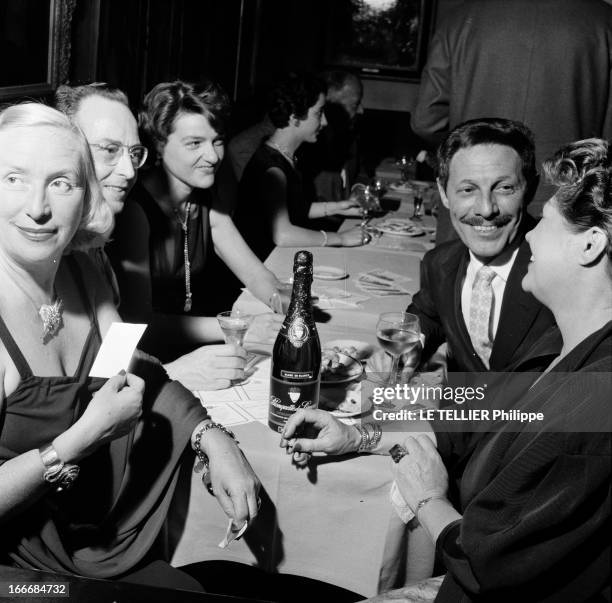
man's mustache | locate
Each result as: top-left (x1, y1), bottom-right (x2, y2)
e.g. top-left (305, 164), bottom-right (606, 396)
top-left (460, 215), bottom-right (513, 227)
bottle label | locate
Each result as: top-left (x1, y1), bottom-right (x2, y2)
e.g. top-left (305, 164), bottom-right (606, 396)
top-left (268, 375), bottom-right (320, 433)
top-left (287, 316), bottom-right (309, 348)
top-left (280, 370), bottom-right (314, 380)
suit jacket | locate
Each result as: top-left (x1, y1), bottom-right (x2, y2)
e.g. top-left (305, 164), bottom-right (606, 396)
top-left (407, 235), bottom-right (557, 373)
top-left (411, 0), bottom-right (612, 245)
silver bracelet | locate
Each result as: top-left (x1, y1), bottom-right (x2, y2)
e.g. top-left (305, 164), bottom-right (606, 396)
top-left (192, 422), bottom-right (238, 494)
top-left (355, 422), bottom-right (382, 452)
top-left (39, 444), bottom-right (80, 492)
top-left (415, 495), bottom-right (446, 524)
top-left (320, 230), bottom-right (328, 247)
top-left (354, 425), bottom-right (369, 452)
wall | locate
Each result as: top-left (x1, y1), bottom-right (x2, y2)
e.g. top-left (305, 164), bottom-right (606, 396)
top-left (68, 0), bottom-right (459, 159)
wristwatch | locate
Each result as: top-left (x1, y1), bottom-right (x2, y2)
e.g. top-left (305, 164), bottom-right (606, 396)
top-left (39, 444), bottom-right (80, 492)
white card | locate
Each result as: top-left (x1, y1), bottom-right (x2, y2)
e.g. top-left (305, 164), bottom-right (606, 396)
top-left (89, 322), bottom-right (148, 377)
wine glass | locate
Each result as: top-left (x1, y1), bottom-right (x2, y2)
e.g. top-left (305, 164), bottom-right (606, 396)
top-left (349, 183), bottom-right (372, 227)
top-left (369, 178), bottom-right (387, 204)
top-left (412, 183), bottom-right (426, 221)
top-left (396, 155), bottom-right (416, 183)
top-left (216, 310), bottom-right (254, 346)
top-left (376, 312), bottom-right (422, 386)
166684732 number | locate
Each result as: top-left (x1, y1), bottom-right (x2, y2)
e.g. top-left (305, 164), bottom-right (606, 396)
top-left (0, 582), bottom-right (69, 597)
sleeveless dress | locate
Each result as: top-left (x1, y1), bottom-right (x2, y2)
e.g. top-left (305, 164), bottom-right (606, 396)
top-left (234, 143), bottom-right (335, 262)
top-left (0, 253), bottom-right (209, 578)
top-left (113, 182), bottom-right (215, 316)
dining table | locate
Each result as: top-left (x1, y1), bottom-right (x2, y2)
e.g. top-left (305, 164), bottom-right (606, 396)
top-left (168, 187), bottom-right (441, 598)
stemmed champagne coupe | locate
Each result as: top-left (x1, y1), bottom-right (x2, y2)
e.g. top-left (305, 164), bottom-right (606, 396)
top-left (216, 310), bottom-right (254, 346)
top-left (376, 312), bottom-right (422, 385)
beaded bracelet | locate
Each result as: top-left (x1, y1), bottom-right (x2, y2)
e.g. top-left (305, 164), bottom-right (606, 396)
top-left (192, 422), bottom-right (238, 494)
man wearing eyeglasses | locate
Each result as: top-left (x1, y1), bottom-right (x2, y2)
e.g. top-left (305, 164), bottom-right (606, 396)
top-left (55, 84), bottom-right (146, 215)
top-left (54, 83), bottom-right (255, 392)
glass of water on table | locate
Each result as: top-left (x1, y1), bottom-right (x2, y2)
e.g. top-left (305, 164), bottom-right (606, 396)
top-left (376, 312), bottom-right (422, 386)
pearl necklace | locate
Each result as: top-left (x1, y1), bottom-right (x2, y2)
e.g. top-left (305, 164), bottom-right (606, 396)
top-left (267, 141), bottom-right (296, 167)
top-left (173, 201), bottom-right (193, 312)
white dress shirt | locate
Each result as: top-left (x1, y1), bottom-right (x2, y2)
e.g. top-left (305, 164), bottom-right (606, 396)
top-left (461, 247), bottom-right (520, 342)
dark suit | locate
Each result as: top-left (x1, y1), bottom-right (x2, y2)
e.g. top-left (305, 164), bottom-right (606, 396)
top-left (408, 235), bottom-right (557, 373)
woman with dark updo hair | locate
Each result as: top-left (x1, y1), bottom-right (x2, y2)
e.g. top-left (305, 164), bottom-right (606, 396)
top-left (233, 73), bottom-right (368, 262)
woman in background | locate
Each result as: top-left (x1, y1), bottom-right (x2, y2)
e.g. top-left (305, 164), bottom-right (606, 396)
top-left (233, 73), bottom-right (368, 262)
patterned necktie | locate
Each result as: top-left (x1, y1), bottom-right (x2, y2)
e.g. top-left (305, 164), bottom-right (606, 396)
top-left (468, 265), bottom-right (496, 368)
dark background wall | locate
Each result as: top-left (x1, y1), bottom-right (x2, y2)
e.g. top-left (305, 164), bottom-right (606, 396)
top-left (68, 0), bottom-right (455, 164)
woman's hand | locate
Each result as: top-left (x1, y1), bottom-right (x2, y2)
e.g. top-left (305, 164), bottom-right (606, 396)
top-left (392, 435), bottom-right (448, 511)
top-left (333, 199), bottom-right (363, 217)
top-left (245, 268), bottom-right (284, 308)
top-left (200, 428), bottom-right (261, 528)
top-left (244, 312), bottom-right (284, 346)
top-left (165, 344), bottom-right (247, 390)
top-left (60, 372), bottom-right (144, 461)
top-left (339, 226), bottom-right (371, 247)
top-left (280, 409), bottom-right (361, 466)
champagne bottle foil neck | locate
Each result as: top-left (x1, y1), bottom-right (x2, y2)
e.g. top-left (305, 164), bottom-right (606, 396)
top-left (293, 250), bottom-right (313, 273)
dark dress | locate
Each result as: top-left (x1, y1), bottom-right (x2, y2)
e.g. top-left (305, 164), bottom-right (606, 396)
top-left (431, 322), bottom-right (612, 602)
top-left (109, 182), bottom-right (215, 317)
top-left (234, 143), bottom-right (335, 262)
top-left (0, 253), bottom-right (209, 579)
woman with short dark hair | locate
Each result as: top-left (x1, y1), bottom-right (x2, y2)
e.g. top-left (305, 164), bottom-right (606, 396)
top-left (108, 80), bottom-right (282, 362)
top-left (233, 73), bottom-right (368, 261)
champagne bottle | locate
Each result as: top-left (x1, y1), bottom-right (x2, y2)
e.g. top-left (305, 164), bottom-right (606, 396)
top-left (268, 250), bottom-right (321, 433)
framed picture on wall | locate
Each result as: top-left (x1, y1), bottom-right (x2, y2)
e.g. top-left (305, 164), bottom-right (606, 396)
top-left (326, 0), bottom-right (437, 81)
top-left (0, 0), bottom-right (76, 101)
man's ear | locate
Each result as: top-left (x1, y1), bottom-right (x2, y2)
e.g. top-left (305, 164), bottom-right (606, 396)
top-left (437, 178), bottom-right (450, 209)
top-left (289, 114), bottom-right (300, 128)
top-left (578, 227), bottom-right (608, 266)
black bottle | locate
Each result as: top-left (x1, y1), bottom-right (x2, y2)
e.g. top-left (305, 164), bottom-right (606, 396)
top-left (268, 250), bottom-right (321, 433)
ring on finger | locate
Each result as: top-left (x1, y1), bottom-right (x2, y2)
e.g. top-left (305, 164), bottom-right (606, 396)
top-left (389, 444), bottom-right (409, 464)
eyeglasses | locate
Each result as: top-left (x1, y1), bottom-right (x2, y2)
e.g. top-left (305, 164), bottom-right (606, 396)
top-left (89, 142), bottom-right (148, 169)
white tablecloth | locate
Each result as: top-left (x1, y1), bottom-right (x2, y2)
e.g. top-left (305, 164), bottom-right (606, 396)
top-left (168, 207), bottom-right (439, 596)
